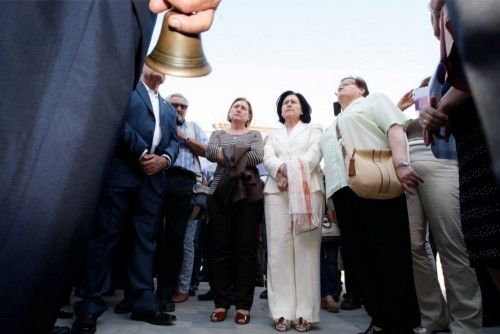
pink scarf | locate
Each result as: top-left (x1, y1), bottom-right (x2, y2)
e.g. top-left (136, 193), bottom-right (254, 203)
top-left (287, 158), bottom-right (320, 235)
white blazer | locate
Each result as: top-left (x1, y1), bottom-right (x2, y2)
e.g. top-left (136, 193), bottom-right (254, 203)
top-left (263, 122), bottom-right (324, 194)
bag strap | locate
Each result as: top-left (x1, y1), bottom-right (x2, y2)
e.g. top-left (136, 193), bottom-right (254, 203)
top-left (335, 122), bottom-right (347, 158)
top-left (335, 121), bottom-right (356, 176)
top-left (187, 121), bottom-right (203, 184)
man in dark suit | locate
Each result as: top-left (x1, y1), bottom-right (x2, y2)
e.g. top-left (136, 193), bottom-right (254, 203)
top-left (0, 1), bottom-right (220, 333)
top-left (446, 1), bottom-right (500, 185)
top-left (0, 3), bottom-right (156, 333)
top-left (72, 64), bottom-right (179, 333)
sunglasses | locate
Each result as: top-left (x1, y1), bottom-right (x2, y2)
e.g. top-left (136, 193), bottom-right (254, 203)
top-left (171, 103), bottom-right (188, 110)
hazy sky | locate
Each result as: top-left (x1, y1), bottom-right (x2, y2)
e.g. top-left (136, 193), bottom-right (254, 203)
top-left (151, 1), bottom-right (438, 131)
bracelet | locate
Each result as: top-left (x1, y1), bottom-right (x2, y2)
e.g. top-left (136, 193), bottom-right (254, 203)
top-left (395, 161), bottom-right (410, 169)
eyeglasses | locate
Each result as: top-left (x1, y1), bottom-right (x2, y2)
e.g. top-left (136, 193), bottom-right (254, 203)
top-left (171, 103), bottom-right (188, 110)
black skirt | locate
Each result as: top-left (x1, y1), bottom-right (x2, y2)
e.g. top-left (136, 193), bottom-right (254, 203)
top-left (450, 99), bottom-right (500, 268)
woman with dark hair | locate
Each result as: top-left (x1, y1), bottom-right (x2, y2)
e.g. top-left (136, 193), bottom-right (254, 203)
top-left (263, 91), bottom-right (324, 332)
top-left (320, 76), bottom-right (422, 334)
top-left (205, 97), bottom-right (264, 325)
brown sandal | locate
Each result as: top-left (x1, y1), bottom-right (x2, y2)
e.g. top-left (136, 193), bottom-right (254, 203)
top-left (235, 310), bottom-right (250, 325)
top-left (210, 309), bottom-right (227, 322)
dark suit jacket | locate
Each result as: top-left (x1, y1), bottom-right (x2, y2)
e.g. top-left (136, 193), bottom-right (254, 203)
top-left (0, 1), bottom-right (157, 332)
top-left (105, 82), bottom-right (179, 194)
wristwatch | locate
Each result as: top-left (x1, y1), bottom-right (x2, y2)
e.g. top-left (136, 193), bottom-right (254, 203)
top-left (395, 161), bottom-right (410, 169)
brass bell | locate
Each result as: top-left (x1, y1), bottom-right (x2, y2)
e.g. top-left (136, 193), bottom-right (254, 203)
top-left (145, 11), bottom-right (211, 77)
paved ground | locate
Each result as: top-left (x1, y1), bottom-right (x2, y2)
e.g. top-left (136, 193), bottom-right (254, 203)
top-left (57, 282), bottom-right (500, 333)
top-left (57, 283), bottom-right (370, 333)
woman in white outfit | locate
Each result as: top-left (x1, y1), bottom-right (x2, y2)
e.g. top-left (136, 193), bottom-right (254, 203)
top-left (263, 90), bottom-right (324, 332)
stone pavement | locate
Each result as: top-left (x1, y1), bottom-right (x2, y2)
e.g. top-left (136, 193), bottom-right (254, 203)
top-left (56, 283), bottom-right (500, 333)
top-left (57, 283), bottom-right (370, 333)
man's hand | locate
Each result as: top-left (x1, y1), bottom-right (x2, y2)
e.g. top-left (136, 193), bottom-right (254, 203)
top-left (149, 0), bottom-right (221, 33)
top-left (177, 127), bottom-right (188, 141)
top-left (420, 95), bottom-right (448, 128)
top-left (419, 96), bottom-right (449, 145)
top-left (395, 166), bottom-right (423, 195)
top-left (397, 89), bottom-right (414, 111)
top-left (140, 154), bottom-right (169, 175)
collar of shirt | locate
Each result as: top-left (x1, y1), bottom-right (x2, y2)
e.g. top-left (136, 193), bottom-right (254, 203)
top-left (142, 80), bottom-right (158, 97)
top-left (342, 96), bottom-right (364, 114)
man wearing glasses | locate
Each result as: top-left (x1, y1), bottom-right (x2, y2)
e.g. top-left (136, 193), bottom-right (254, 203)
top-left (156, 94), bottom-right (208, 313)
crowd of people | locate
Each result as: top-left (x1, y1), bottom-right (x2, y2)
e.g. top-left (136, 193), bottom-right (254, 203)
top-left (1, 1), bottom-right (500, 334)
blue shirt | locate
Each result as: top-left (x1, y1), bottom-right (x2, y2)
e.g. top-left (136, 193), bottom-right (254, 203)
top-left (173, 121), bottom-right (208, 174)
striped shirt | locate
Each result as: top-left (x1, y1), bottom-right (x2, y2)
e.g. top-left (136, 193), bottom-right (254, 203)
top-left (173, 121), bottom-right (208, 174)
top-left (206, 130), bottom-right (264, 193)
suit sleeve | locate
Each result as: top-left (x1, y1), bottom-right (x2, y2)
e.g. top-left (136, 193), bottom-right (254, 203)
top-left (160, 106), bottom-right (180, 165)
top-left (303, 123), bottom-right (323, 172)
top-left (263, 131), bottom-right (284, 179)
top-left (120, 95), bottom-right (149, 159)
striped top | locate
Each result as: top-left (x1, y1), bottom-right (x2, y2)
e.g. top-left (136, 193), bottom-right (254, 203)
top-left (206, 130), bottom-right (264, 194)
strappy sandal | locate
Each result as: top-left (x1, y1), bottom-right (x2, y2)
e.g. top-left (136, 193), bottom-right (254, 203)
top-left (273, 317), bottom-right (291, 332)
top-left (210, 308), bottom-right (227, 322)
top-left (235, 310), bottom-right (250, 325)
top-left (293, 317), bottom-right (311, 332)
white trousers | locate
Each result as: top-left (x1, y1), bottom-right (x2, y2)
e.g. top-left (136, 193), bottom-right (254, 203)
top-left (407, 141), bottom-right (482, 334)
top-left (265, 191), bottom-right (323, 323)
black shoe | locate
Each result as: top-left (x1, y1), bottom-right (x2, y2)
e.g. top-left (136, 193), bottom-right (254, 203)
top-left (114, 298), bottom-right (132, 314)
top-left (130, 309), bottom-right (176, 326)
top-left (57, 309), bottom-right (74, 319)
top-left (197, 289), bottom-right (214, 301)
top-left (431, 329), bottom-right (450, 334)
top-left (255, 276), bottom-right (265, 287)
top-left (72, 314), bottom-right (97, 334)
top-left (51, 326), bottom-right (71, 334)
top-left (158, 299), bottom-right (175, 313)
top-left (198, 271), bottom-right (207, 282)
top-left (188, 287), bottom-right (196, 296)
top-left (341, 294), bottom-right (362, 310)
top-left (102, 289), bottom-right (115, 297)
top-left (259, 289), bottom-right (268, 299)
top-left (358, 326), bottom-right (385, 334)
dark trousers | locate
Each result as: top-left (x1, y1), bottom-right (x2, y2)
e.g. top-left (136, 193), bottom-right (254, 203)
top-left (320, 239), bottom-right (343, 299)
top-left (199, 217), bottom-right (214, 287)
top-left (342, 249), bottom-right (361, 298)
top-left (208, 196), bottom-right (263, 310)
top-left (333, 188), bottom-right (420, 333)
top-left (156, 169), bottom-right (196, 300)
top-left (75, 182), bottom-right (162, 317)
